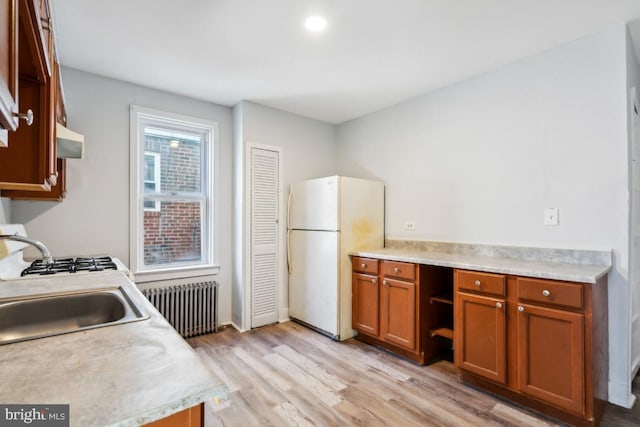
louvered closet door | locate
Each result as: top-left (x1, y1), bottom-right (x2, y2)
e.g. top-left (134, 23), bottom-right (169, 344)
top-left (251, 147), bottom-right (280, 327)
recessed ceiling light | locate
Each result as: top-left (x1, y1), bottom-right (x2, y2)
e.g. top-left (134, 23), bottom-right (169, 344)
top-left (169, 139), bottom-right (180, 147)
top-left (305, 16), bottom-right (327, 32)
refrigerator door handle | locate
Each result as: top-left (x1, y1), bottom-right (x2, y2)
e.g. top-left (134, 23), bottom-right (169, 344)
top-left (287, 230), bottom-right (292, 274)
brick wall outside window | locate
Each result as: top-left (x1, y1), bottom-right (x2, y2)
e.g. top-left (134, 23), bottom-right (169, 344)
top-left (143, 135), bottom-right (202, 265)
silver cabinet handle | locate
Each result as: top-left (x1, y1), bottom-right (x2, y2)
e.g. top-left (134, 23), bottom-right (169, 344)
top-left (496, 302), bottom-right (502, 308)
top-left (518, 306), bottom-right (524, 312)
top-left (383, 279), bottom-right (388, 287)
top-left (361, 263), bottom-right (366, 269)
top-left (371, 278), bottom-right (376, 284)
top-left (474, 280), bottom-right (481, 286)
top-left (542, 289), bottom-right (551, 297)
top-left (394, 267), bottom-right (399, 273)
top-left (15, 109), bottom-right (34, 126)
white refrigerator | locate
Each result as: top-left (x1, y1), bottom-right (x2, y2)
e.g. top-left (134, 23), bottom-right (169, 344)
top-left (287, 175), bottom-right (384, 341)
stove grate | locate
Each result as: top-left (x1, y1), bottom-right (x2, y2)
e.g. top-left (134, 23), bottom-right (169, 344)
top-left (21, 256), bottom-right (117, 276)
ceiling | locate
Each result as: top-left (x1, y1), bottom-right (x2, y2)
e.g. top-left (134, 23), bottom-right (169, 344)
top-left (51, 0), bottom-right (640, 124)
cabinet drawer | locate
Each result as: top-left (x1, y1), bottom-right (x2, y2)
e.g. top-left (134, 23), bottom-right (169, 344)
top-left (456, 270), bottom-right (505, 297)
top-left (517, 277), bottom-right (583, 310)
top-left (352, 257), bottom-right (379, 275)
top-left (381, 260), bottom-right (415, 281)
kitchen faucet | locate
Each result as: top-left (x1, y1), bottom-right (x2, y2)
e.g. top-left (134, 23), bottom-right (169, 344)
top-left (0, 234), bottom-right (53, 265)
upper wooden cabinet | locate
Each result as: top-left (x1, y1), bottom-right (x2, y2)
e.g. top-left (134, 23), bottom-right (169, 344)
top-left (0, 0), bottom-right (67, 197)
top-left (0, 0), bottom-right (19, 144)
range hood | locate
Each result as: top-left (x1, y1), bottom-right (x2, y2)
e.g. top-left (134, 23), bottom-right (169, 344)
top-left (56, 123), bottom-right (85, 159)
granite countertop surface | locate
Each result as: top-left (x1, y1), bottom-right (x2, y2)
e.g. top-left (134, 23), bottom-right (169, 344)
top-left (350, 247), bottom-right (611, 283)
top-left (0, 271), bottom-right (227, 427)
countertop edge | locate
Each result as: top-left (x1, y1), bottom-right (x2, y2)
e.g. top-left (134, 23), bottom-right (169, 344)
top-left (110, 384), bottom-right (227, 427)
top-left (350, 249), bottom-right (612, 284)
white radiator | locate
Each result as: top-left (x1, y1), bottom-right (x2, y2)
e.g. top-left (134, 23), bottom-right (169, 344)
top-left (141, 281), bottom-right (218, 338)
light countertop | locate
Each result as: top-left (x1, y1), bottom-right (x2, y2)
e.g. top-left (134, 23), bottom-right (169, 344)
top-left (0, 271), bottom-right (227, 426)
top-left (351, 247), bottom-right (611, 283)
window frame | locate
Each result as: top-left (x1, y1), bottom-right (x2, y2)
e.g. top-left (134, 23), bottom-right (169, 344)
top-left (143, 151), bottom-right (161, 212)
top-left (130, 105), bottom-right (219, 281)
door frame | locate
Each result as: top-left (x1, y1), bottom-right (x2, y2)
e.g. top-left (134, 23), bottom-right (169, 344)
top-left (243, 142), bottom-right (284, 329)
top-left (631, 87), bottom-right (640, 378)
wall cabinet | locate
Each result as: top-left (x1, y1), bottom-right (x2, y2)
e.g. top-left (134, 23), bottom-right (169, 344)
top-left (0, 0), bottom-right (19, 145)
top-left (0, 0), bottom-right (67, 198)
top-left (351, 257), bottom-right (451, 364)
top-left (454, 269), bottom-right (608, 427)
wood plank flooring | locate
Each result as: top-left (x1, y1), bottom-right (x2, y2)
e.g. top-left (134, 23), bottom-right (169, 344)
top-left (188, 321), bottom-right (639, 427)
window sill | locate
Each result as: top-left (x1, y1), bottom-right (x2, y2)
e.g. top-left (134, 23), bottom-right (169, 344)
top-left (133, 265), bottom-right (220, 283)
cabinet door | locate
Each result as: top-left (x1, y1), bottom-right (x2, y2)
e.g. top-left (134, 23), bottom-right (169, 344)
top-left (0, 0), bottom-right (19, 139)
top-left (0, 78), bottom-right (51, 190)
top-left (517, 303), bottom-right (585, 415)
top-left (380, 277), bottom-right (416, 351)
top-left (352, 273), bottom-right (379, 337)
top-left (143, 403), bottom-right (203, 427)
top-left (454, 292), bottom-right (506, 384)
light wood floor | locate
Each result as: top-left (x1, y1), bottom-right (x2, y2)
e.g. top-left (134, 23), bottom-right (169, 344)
top-left (189, 321), bottom-right (639, 427)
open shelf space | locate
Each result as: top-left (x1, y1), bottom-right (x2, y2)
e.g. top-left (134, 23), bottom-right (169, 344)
top-left (430, 327), bottom-right (453, 340)
top-left (430, 294), bottom-right (453, 305)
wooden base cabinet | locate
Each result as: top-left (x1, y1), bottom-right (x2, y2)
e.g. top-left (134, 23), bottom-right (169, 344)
top-left (454, 269), bottom-right (608, 427)
top-left (143, 404), bottom-right (203, 427)
top-left (380, 259), bottom-right (418, 351)
top-left (352, 257), bottom-right (452, 364)
top-left (517, 302), bottom-right (585, 414)
top-left (455, 291), bottom-right (506, 384)
top-left (352, 268), bottom-right (380, 336)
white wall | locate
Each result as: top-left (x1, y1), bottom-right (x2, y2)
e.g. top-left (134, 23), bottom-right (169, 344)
top-left (231, 102), bottom-right (244, 328)
top-left (233, 100), bottom-right (336, 330)
top-left (0, 198), bottom-right (10, 224)
top-left (10, 68), bottom-right (235, 324)
top-left (337, 26), bottom-right (632, 405)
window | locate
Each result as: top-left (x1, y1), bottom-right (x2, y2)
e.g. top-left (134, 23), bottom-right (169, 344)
top-left (130, 106), bottom-right (217, 277)
top-left (143, 152), bottom-right (161, 211)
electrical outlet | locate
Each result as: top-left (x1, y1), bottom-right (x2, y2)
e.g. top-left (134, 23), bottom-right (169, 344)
top-left (544, 208), bottom-right (559, 226)
top-left (404, 221), bottom-right (416, 231)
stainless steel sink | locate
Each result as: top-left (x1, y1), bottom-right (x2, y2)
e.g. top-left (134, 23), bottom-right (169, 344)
top-left (0, 287), bottom-right (149, 345)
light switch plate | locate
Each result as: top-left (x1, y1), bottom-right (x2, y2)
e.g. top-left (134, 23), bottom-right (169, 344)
top-left (544, 208), bottom-right (559, 226)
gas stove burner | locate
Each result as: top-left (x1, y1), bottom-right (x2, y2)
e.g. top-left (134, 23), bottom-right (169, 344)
top-left (21, 256), bottom-right (117, 276)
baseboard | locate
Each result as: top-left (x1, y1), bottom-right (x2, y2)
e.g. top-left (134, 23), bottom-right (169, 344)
top-left (609, 379), bottom-right (637, 408)
top-left (230, 321), bottom-right (247, 333)
top-left (279, 307), bottom-right (289, 323)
